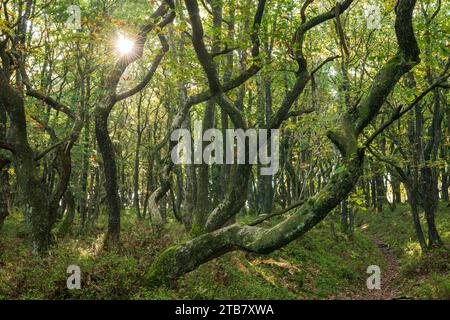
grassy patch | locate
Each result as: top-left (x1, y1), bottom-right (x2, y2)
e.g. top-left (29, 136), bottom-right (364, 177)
top-left (0, 210), bottom-right (383, 299)
top-left (357, 202), bottom-right (450, 300)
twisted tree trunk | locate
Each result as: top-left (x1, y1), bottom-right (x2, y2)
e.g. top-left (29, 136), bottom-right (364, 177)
top-left (145, 0), bottom-right (420, 286)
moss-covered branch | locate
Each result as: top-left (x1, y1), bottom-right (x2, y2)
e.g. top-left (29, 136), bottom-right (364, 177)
top-left (146, 0), bottom-right (421, 287)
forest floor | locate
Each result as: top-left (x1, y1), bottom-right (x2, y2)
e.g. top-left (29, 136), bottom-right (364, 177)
top-left (355, 202), bottom-right (450, 300)
top-left (347, 235), bottom-right (399, 300)
top-left (0, 203), bottom-right (448, 300)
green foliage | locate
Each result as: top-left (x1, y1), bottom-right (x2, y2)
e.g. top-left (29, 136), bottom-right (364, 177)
top-left (0, 0), bottom-right (449, 301)
top-left (0, 210), bottom-right (384, 299)
top-left (165, 221), bottom-right (385, 299)
top-left (357, 203), bottom-right (450, 300)
top-left (1, 203), bottom-right (447, 300)
top-left (189, 223), bottom-right (204, 238)
top-left (414, 273), bottom-right (450, 300)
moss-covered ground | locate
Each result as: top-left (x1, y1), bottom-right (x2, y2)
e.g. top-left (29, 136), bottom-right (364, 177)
top-left (0, 202), bottom-right (447, 299)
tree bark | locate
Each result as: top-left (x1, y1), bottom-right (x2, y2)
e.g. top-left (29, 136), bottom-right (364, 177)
top-left (0, 168), bottom-right (9, 230)
top-left (58, 188), bottom-right (76, 238)
top-left (133, 93), bottom-right (144, 220)
top-left (0, 71), bottom-right (51, 253)
top-left (0, 99), bottom-right (9, 230)
top-left (146, 0), bottom-right (420, 286)
top-left (195, 0), bottom-right (222, 229)
top-left (93, 1), bottom-right (174, 245)
top-left (95, 107), bottom-right (121, 248)
top-left (405, 185), bottom-right (427, 250)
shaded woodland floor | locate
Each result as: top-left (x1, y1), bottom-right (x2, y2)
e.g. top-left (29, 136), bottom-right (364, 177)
top-left (349, 235), bottom-right (399, 300)
top-left (0, 203), bottom-right (448, 300)
top-left (355, 203), bottom-right (449, 300)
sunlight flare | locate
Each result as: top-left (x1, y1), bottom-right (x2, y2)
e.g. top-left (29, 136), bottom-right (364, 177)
top-left (115, 33), bottom-right (134, 56)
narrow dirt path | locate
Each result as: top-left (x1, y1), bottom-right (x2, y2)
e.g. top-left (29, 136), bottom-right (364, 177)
top-left (348, 235), bottom-right (399, 300)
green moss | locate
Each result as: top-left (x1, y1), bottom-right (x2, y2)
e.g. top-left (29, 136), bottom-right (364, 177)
top-left (356, 203), bottom-right (449, 299)
top-left (189, 223), bottom-right (204, 238)
top-left (416, 273), bottom-right (450, 300)
top-left (144, 245), bottom-right (182, 288)
top-left (2, 203), bottom-right (446, 299)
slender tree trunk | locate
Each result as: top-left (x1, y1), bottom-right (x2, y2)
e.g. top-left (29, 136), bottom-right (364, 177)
top-left (258, 72), bottom-right (274, 214)
top-left (370, 177), bottom-right (377, 211)
top-left (405, 186), bottom-right (427, 250)
top-left (218, 7), bottom-right (234, 200)
top-left (419, 15), bottom-right (443, 247)
top-left (181, 114), bottom-right (195, 231)
top-left (442, 92), bottom-right (450, 202)
top-left (364, 178), bottom-right (371, 207)
top-left (79, 114), bottom-right (90, 231)
top-left (341, 198), bottom-right (349, 234)
top-left (95, 107), bottom-right (121, 248)
top-left (142, 154), bottom-right (154, 220)
top-left (0, 168), bottom-right (9, 230)
top-left (392, 177), bottom-right (401, 204)
top-left (78, 67), bottom-right (91, 231)
top-left (171, 167), bottom-right (184, 222)
top-left (58, 188), bottom-right (76, 237)
top-left (195, 99), bottom-right (214, 228)
top-left (0, 101), bottom-right (9, 230)
top-left (407, 69), bottom-right (443, 248)
top-left (441, 167), bottom-right (449, 202)
top-left (88, 166), bottom-right (101, 227)
top-left (92, 0), bottom-right (173, 244)
top-left (375, 175), bottom-right (385, 212)
top-left (133, 94), bottom-right (144, 220)
top-left (195, 0), bottom-right (222, 229)
top-left (348, 206), bottom-right (354, 238)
